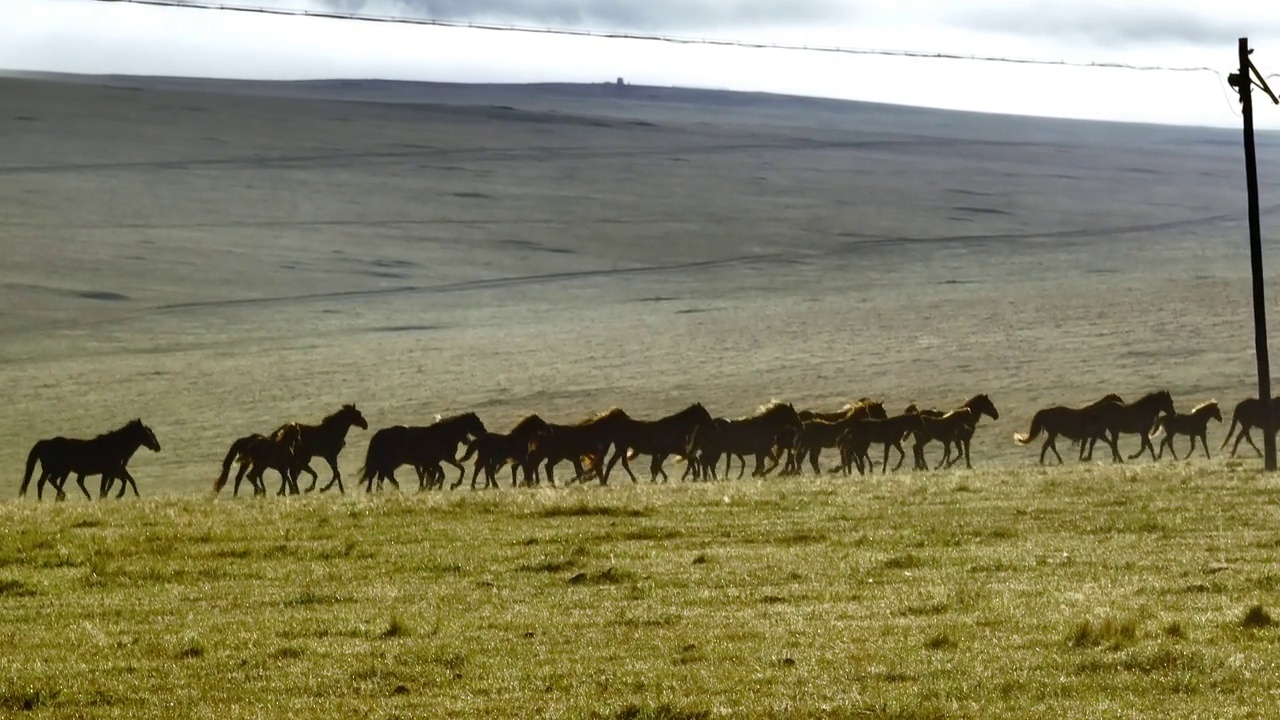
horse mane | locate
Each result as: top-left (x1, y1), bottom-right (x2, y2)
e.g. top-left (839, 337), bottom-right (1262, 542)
top-left (510, 413), bottom-right (546, 433)
top-left (323, 404), bottom-right (359, 424)
top-left (1191, 399), bottom-right (1219, 414)
top-left (743, 400), bottom-right (792, 420)
top-left (93, 420), bottom-right (143, 443)
top-left (435, 411), bottom-right (480, 425)
top-left (842, 398), bottom-right (882, 413)
top-left (579, 407), bottom-right (627, 425)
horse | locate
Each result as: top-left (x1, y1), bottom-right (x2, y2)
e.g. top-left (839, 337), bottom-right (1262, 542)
top-left (1219, 397), bottom-right (1280, 458)
top-left (357, 413), bottom-right (487, 492)
top-left (268, 404), bottom-right (368, 494)
top-left (1084, 390), bottom-right (1176, 462)
top-left (1150, 400), bottom-right (1222, 460)
top-left (684, 417), bottom-right (744, 481)
top-left (912, 394), bottom-right (1001, 470)
top-left (20, 419), bottom-right (161, 501)
top-left (214, 424), bottom-right (306, 496)
top-left (835, 410), bottom-right (926, 475)
top-left (457, 414), bottom-right (552, 489)
top-left (789, 399), bottom-right (888, 476)
top-left (688, 401), bottom-right (803, 479)
top-left (604, 403), bottom-right (715, 483)
top-left (1013, 393), bottom-right (1124, 465)
top-left (525, 408), bottom-right (631, 486)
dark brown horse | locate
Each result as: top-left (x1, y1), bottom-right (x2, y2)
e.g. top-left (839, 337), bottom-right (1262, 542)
top-left (1219, 397), bottom-right (1280, 458)
top-left (214, 423), bottom-right (305, 496)
top-left (912, 394), bottom-right (1001, 470)
top-left (1084, 390), bottom-right (1176, 462)
top-left (684, 417), bottom-right (745, 481)
top-left (790, 399), bottom-right (888, 475)
top-left (1151, 400), bottom-right (1222, 460)
top-left (525, 409), bottom-right (631, 486)
top-left (458, 414), bottom-right (552, 489)
top-left (835, 410), bottom-right (925, 475)
top-left (688, 401), bottom-right (803, 479)
top-left (21, 419), bottom-right (161, 501)
top-left (1013, 393), bottom-right (1124, 464)
top-left (604, 403), bottom-right (715, 483)
top-left (357, 412), bottom-right (487, 492)
top-left (267, 404), bottom-right (368, 494)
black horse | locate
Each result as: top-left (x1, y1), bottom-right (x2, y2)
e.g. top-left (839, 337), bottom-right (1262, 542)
top-left (20, 419), bottom-right (162, 501)
top-left (271, 404), bottom-right (368, 494)
top-left (358, 413), bottom-right (487, 492)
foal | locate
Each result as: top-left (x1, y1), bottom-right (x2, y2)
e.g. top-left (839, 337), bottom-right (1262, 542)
top-left (1150, 400), bottom-right (1222, 460)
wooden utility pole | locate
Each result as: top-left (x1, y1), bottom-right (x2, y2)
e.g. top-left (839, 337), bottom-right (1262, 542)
top-left (1231, 37), bottom-right (1280, 470)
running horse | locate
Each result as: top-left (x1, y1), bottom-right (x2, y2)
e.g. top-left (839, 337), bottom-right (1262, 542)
top-left (214, 423), bottom-right (306, 496)
top-left (835, 409), bottom-right (926, 475)
top-left (912, 394), bottom-right (1001, 470)
top-left (603, 403), bottom-right (715, 483)
top-left (1084, 390), bottom-right (1176, 462)
top-left (458, 414), bottom-right (552, 489)
top-left (357, 412), bottom-right (487, 492)
top-left (1219, 396), bottom-right (1280, 458)
top-left (687, 401), bottom-right (803, 479)
top-left (20, 419), bottom-right (162, 501)
top-left (1013, 393), bottom-right (1124, 464)
top-left (1150, 400), bottom-right (1222, 460)
top-left (268, 404), bottom-right (368, 493)
top-left (525, 408), bottom-right (631, 486)
top-left (789, 399), bottom-right (888, 476)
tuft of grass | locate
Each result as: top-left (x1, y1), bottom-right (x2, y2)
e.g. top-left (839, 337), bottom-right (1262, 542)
top-left (536, 503), bottom-right (648, 519)
top-left (285, 588), bottom-right (343, 606)
top-left (1, 686), bottom-right (61, 712)
top-left (519, 557), bottom-right (578, 573)
top-left (883, 553), bottom-right (924, 570)
top-left (1163, 621), bottom-right (1186, 639)
top-left (567, 566), bottom-right (637, 586)
top-left (271, 646), bottom-right (305, 660)
top-left (612, 704), bottom-right (711, 720)
top-left (1241, 604), bottom-right (1273, 629)
top-left (1069, 616), bottom-right (1139, 650)
top-left (0, 578), bottom-right (37, 597)
top-left (175, 640), bottom-right (205, 660)
top-left (924, 632), bottom-right (955, 650)
top-left (691, 553), bottom-right (709, 565)
top-left (381, 613), bottom-right (410, 639)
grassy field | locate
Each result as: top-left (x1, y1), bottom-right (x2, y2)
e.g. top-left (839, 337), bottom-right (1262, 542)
top-left (3, 463), bottom-right (1280, 718)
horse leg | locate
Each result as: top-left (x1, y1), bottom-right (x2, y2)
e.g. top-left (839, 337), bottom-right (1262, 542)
top-left (1199, 432), bottom-right (1211, 460)
top-left (297, 463), bottom-right (318, 492)
top-left (74, 473), bottom-right (93, 501)
top-left (117, 468), bottom-right (139, 498)
top-left (1239, 430), bottom-right (1261, 458)
top-left (890, 442), bottom-right (907, 472)
top-left (318, 456), bottom-right (342, 494)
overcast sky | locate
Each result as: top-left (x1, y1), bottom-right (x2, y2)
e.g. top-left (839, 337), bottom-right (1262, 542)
top-left (4, 0), bottom-right (1280, 128)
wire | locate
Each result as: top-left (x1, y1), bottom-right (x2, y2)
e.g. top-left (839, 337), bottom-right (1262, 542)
top-left (91, 0), bottom-right (1225, 76)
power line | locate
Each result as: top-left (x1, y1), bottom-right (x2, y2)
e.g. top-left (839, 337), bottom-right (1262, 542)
top-left (94, 0), bottom-right (1224, 76)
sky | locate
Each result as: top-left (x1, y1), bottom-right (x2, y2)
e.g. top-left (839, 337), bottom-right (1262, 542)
top-left (4, 0), bottom-right (1280, 129)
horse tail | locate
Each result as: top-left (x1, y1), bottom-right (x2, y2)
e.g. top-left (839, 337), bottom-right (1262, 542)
top-left (1220, 406), bottom-right (1243, 450)
top-left (1013, 411), bottom-right (1045, 445)
top-left (1149, 415), bottom-right (1167, 440)
top-left (358, 431), bottom-right (386, 486)
top-left (214, 437), bottom-right (250, 493)
top-left (21, 440), bottom-right (46, 495)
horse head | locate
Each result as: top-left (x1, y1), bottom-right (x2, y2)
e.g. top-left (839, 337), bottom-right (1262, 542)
top-left (864, 400), bottom-right (888, 420)
top-left (131, 419), bottom-right (162, 453)
top-left (339, 404), bottom-right (369, 431)
top-left (967, 393), bottom-right (1000, 421)
top-left (460, 412), bottom-right (487, 438)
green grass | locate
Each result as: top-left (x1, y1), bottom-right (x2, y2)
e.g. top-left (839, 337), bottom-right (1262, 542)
top-left (3, 464), bottom-right (1280, 718)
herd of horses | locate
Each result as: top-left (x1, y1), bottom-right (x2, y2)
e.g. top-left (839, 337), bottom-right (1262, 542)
top-left (14, 391), bottom-right (1280, 501)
